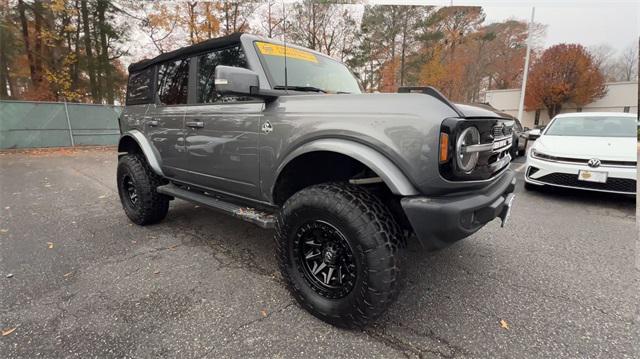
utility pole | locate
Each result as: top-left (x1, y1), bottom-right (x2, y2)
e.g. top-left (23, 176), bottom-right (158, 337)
top-left (517, 6), bottom-right (535, 122)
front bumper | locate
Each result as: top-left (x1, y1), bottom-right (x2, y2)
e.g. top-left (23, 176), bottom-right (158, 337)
top-left (401, 170), bottom-right (516, 249)
top-left (525, 156), bottom-right (636, 194)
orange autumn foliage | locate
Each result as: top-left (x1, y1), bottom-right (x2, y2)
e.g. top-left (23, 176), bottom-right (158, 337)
top-left (525, 44), bottom-right (606, 118)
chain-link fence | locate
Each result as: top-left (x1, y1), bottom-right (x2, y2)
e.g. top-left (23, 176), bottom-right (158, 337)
top-left (0, 100), bottom-right (122, 149)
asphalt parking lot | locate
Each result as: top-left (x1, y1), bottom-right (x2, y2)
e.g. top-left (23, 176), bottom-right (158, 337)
top-left (0, 147), bottom-right (636, 358)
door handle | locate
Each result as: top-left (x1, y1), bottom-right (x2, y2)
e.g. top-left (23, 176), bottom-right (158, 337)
top-left (186, 121), bottom-right (204, 128)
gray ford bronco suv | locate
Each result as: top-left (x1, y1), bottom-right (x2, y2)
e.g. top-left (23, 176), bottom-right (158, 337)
top-left (117, 33), bottom-right (516, 328)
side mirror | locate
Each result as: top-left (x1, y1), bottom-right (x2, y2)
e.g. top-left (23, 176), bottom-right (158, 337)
top-left (214, 66), bottom-right (259, 96)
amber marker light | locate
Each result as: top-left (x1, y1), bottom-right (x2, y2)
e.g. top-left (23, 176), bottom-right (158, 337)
top-left (439, 132), bottom-right (449, 163)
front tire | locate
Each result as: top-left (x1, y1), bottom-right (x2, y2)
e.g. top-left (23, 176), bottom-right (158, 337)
top-left (518, 139), bottom-right (528, 156)
top-left (275, 183), bottom-right (402, 328)
top-left (510, 139), bottom-right (519, 159)
top-left (117, 154), bottom-right (169, 225)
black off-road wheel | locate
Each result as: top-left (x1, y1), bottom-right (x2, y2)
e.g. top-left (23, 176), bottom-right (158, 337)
top-left (518, 139), bottom-right (528, 156)
top-left (117, 154), bottom-right (169, 225)
top-left (275, 183), bottom-right (402, 328)
top-left (510, 139), bottom-right (519, 159)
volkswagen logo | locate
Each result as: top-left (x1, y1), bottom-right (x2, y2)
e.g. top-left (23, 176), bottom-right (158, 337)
top-left (587, 158), bottom-right (601, 168)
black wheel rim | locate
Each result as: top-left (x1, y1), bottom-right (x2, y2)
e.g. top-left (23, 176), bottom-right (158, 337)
top-left (294, 220), bottom-right (357, 299)
top-left (123, 175), bottom-right (138, 205)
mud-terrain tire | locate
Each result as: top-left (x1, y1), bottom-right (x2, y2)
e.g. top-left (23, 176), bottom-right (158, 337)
top-left (275, 183), bottom-right (402, 328)
top-left (117, 154), bottom-right (169, 225)
top-left (510, 139), bottom-right (519, 159)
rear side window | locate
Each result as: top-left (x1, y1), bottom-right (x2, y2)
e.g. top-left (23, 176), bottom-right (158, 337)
top-left (126, 67), bottom-right (154, 105)
top-left (157, 58), bottom-right (190, 105)
top-left (197, 45), bottom-right (248, 103)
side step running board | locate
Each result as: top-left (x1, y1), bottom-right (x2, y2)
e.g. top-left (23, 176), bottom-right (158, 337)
top-left (157, 183), bottom-right (276, 229)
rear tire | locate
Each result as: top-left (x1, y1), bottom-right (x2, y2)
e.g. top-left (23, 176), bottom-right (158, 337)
top-left (275, 183), bottom-right (402, 328)
top-left (117, 154), bottom-right (169, 225)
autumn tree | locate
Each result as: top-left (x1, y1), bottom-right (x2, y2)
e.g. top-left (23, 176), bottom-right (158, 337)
top-left (0, 0), bottom-right (19, 98)
top-left (2, 0), bottom-right (128, 103)
top-left (525, 44), bottom-right (607, 118)
top-left (615, 44), bottom-right (638, 81)
top-left (257, 1), bottom-right (284, 39)
top-left (286, 1), bottom-right (357, 61)
top-left (350, 5), bottom-right (430, 92)
top-left (415, 6), bottom-right (484, 100)
top-left (218, 1), bottom-right (256, 36)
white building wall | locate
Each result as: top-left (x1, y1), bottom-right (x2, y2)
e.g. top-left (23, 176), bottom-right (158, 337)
top-left (485, 81), bottom-right (638, 129)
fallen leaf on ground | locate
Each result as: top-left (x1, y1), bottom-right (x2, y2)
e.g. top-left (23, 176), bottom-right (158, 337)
top-left (168, 244), bottom-right (178, 250)
top-left (2, 327), bottom-right (16, 336)
top-left (6, 273), bottom-right (14, 278)
top-left (63, 272), bottom-right (74, 277)
top-left (4, 206), bottom-right (9, 210)
top-left (260, 310), bottom-right (268, 317)
top-left (44, 184), bottom-right (51, 188)
top-left (47, 242), bottom-right (54, 249)
top-left (98, 195), bottom-right (106, 199)
top-left (0, 229), bottom-right (8, 233)
top-left (154, 270), bottom-right (160, 274)
top-left (500, 319), bottom-right (509, 329)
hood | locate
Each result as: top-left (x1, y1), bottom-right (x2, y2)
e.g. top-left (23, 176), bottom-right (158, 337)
top-left (454, 103), bottom-right (515, 120)
top-left (534, 135), bottom-right (637, 161)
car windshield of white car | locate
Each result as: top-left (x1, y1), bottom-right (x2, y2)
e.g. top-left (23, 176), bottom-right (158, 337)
top-left (545, 116), bottom-right (636, 137)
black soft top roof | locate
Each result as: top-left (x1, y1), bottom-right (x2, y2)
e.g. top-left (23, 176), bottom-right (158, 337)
top-left (128, 32), bottom-right (243, 73)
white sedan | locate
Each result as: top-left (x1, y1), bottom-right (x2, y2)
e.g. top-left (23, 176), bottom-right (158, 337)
top-left (525, 112), bottom-right (637, 195)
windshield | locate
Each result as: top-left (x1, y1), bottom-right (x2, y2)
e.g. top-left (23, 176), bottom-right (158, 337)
top-left (545, 115), bottom-right (637, 137)
top-left (254, 41), bottom-right (361, 94)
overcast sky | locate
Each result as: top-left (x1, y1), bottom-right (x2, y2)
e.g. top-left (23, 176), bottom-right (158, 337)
top-left (370, 0), bottom-right (639, 53)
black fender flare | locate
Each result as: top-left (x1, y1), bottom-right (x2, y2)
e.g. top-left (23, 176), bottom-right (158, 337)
top-left (274, 138), bottom-right (418, 197)
top-left (117, 130), bottom-right (164, 176)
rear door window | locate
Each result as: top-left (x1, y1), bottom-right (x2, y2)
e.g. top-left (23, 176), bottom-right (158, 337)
top-left (197, 45), bottom-right (248, 103)
top-left (126, 67), bottom-right (154, 105)
top-left (157, 58), bottom-right (190, 105)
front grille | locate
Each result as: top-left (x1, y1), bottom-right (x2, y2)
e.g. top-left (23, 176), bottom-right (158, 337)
top-left (534, 172), bottom-right (636, 193)
top-left (534, 153), bottom-right (636, 167)
top-left (601, 160), bottom-right (637, 167)
top-left (492, 124), bottom-right (512, 138)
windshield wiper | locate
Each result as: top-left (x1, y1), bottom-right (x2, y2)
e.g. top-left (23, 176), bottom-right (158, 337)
top-left (274, 85), bottom-right (327, 93)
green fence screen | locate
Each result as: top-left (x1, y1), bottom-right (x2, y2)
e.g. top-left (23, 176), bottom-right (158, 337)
top-left (0, 100), bottom-right (122, 149)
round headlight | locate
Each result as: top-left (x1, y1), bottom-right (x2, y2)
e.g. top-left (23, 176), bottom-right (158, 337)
top-left (456, 126), bottom-right (480, 173)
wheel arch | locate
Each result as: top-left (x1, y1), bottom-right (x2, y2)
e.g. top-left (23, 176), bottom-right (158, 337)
top-left (117, 130), bottom-right (164, 176)
top-left (272, 139), bottom-right (418, 205)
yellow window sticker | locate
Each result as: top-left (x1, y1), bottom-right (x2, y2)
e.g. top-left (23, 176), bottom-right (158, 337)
top-left (256, 42), bottom-right (318, 63)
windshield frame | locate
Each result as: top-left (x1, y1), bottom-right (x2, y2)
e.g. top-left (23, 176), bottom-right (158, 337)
top-left (252, 40), bottom-right (362, 94)
top-left (543, 115), bottom-right (637, 138)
